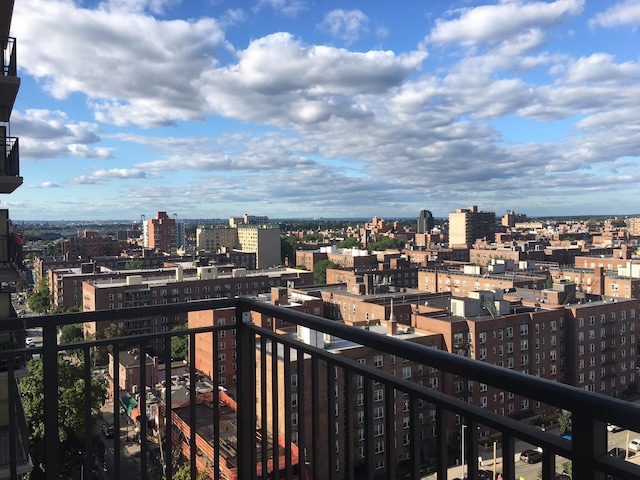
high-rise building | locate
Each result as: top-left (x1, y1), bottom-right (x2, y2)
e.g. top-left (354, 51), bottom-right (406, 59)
top-left (236, 225), bottom-right (281, 269)
top-left (0, 0), bottom-right (31, 475)
top-left (417, 209), bottom-right (434, 234)
top-left (144, 211), bottom-right (178, 254)
top-left (448, 205), bottom-right (496, 247)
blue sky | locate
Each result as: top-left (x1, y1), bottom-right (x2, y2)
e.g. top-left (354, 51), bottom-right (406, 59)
top-left (7, 0), bottom-right (640, 220)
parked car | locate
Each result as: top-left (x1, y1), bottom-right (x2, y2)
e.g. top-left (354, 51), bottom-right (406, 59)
top-left (607, 424), bottom-right (623, 432)
top-left (520, 449), bottom-right (543, 464)
top-left (629, 438), bottom-right (640, 452)
top-left (608, 447), bottom-right (626, 460)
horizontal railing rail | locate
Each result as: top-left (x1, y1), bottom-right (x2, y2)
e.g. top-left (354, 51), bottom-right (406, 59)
top-left (0, 297), bottom-right (639, 479)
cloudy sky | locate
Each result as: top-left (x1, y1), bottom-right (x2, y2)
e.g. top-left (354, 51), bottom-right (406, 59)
top-left (7, 0), bottom-right (640, 221)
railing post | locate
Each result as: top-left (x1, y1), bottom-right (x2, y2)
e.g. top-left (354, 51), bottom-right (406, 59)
top-left (572, 413), bottom-right (606, 480)
top-left (237, 300), bottom-right (257, 480)
top-left (42, 321), bottom-right (59, 478)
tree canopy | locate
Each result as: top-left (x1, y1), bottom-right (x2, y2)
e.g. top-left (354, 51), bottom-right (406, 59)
top-left (20, 357), bottom-right (107, 478)
top-left (313, 259), bottom-right (339, 285)
top-left (335, 237), bottom-right (361, 249)
top-left (171, 325), bottom-right (189, 361)
top-left (28, 278), bottom-right (51, 314)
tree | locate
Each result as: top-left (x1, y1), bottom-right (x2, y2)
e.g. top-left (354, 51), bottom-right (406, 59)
top-left (558, 413), bottom-right (572, 434)
top-left (19, 357), bottom-right (107, 479)
top-left (171, 463), bottom-right (209, 480)
top-left (59, 324), bottom-right (84, 345)
top-left (28, 278), bottom-right (51, 314)
top-left (280, 235), bottom-right (297, 265)
top-left (124, 259), bottom-right (144, 269)
top-left (313, 260), bottom-right (339, 285)
top-left (171, 325), bottom-right (188, 362)
top-left (335, 237), bottom-right (361, 249)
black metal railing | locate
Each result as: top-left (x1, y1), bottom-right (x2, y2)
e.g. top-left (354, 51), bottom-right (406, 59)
top-left (1, 297), bottom-right (640, 480)
top-left (2, 136), bottom-right (19, 176)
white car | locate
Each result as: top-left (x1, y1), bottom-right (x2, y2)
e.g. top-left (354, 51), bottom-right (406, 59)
top-left (607, 424), bottom-right (623, 432)
top-left (629, 439), bottom-right (640, 452)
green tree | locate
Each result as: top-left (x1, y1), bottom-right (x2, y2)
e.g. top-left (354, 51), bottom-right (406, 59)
top-left (171, 325), bottom-right (188, 361)
top-left (335, 237), bottom-right (361, 248)
top-left (366, 236), bottom-right (403, 251)
top-left (562, 460), bottom-right (572, 478)
top-left (124, 259), bottom-right (144, 269)
top-left (280, 235), bottom-right (297, 265)
top-left (28, 278), bottom-right (51, 314)
top-left (171, 463), bottom-right (208, 480)
top-left (20, 357), bottom-right (107, 479)
top-left (59, 323), bottom-right (84, 346)
top-left (558, 413), bottom-right (572, 434)
top-left (313, 260), bottom-right (339, 285)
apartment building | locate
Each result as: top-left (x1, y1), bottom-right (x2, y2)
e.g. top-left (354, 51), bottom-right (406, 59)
top-left (448, 206), bottom-right (496, 247)
top-left (563, 298), bottom-right (637, 397)
top-left (82, 266), bottom-right (313, 356)
top-left (418, 266), bottom-right (545, 296)
top-left (417, 209), bottom-right (435, 234)
top-left (195, 226), bottom-right (237, 252)
top-left (196, 223), bottom-right (282, 269)
top-left (61, 230), bottom-right (126, 260)
top-left (188, 288), bottom-right (324, 393)
top-left (236, 224), bottom-right (281, 269)
top-left (143, 211), bottom-right (179, 254)
top-left (255, 319), bottom-right (443, 478)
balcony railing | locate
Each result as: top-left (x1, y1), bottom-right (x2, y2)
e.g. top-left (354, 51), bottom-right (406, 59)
top-left (2, 297), bottom-right (640, 480)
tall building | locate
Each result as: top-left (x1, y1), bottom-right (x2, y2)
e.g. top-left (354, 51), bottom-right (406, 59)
top-left (0, 0), bottom-right (31, 475)
top-left (236, 225), bottom-right (281, 269)
top-left (448, 205), bottom-right (496, 247)
top-left (417, 209), bottom-right (434, 234)
top-left (144, 211), bottom-right (178, 254)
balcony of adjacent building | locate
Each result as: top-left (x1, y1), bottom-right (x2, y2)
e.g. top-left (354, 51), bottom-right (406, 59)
top-left (1, 298), bottom-right (640, 480)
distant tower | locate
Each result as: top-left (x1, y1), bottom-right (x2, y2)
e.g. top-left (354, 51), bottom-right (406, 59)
top-left (417, 210), bottom-right (434, 234)
top-left (448, 205), bottom-right (496, 247)
top-left (146, 211), bottom-right (177, 254)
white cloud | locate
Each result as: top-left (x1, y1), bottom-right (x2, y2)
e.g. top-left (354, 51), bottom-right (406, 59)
top-left (28, 182), bottom-right (62, 188)
top-left (590, 0), bottom-right (640, 28)
top-left (564, 53), bottom-right (640, 84)
top-left (253, 0), bottom-right (307, 17)
top-left (318, 9), bottom-right (369, 45)
top-left (429, 0), bottom-right (584, 46)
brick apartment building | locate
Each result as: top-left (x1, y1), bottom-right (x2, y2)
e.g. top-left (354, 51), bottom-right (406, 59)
top-left (418, 266), bottom-right (546, 296)
top-left (61, 230), bottom-right (127, 260)
top-left (82, 266), bottom-right (313, 356)
top-left (448, 206), bottom-right (496, 247)
top-left (144, 211), bottom-right (178, 254)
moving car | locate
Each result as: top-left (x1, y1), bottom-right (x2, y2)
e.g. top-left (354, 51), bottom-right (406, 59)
top-left (520, 449), bottom-right (543, 464)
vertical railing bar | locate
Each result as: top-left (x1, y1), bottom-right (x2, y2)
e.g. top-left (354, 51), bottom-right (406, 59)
top-left (344, 369), bottom-right (355, 480)
top-left (435, 405), bottom-right (448, 480)
top-left (283, 344), bottom-right (292, 480)
top-left (272, 337), bottom-right (280, 480)
top-left (8, 353), bottom-right (16, 479)
top-left (83, 344), bottom-right (94, 479)
top-left (466, 418), bottom-right (479, 480)
top-left (327, 362), bottom-right (337, 480)
top-left (572, 412), bottom-right (607, 480)
top-left (213, 329), bottom-right (220, 480)
top-left (384, 384), bottom-right (396, 480)
top-left (311, 356), bottom-right (320, 480)
top-left (260, 336), bottom-right (269, 480)
top-left (164, 336), bottom-right (173, 480)
top-left (501, 432), bottom-right (515, 480)
top-left (139, 341), bottom-right (148, 480)
top-left (113, 343), bottom-right (121, 479)
top-left (297, 347), bottom-right (307, 480)
top-left (237, 302), bottom-right (257, 480)
top-left (188, 332), bottom-right (196, 480)
top-left (43, 321), bottom-right (60, 478)
top-left (364, 377), bottom-right (374, 480)
top-left (410, 393), bottom-right (420, 479)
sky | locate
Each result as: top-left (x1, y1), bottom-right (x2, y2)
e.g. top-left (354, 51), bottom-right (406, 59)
top-left (6, 0), bottom-right (640, 221)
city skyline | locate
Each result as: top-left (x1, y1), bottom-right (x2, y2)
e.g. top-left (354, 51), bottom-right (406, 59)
top-left (8, 0), bottom-right (640, 220)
